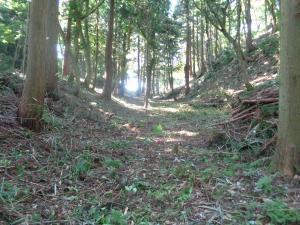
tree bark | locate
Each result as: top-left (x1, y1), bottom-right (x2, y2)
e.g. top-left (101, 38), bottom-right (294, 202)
top-left (103, 0), bottom-right (115, 100)
top-left (63, 15), bottom-right (72, 76)
top-left (184, 0), bottom-right (191, 95)
top-left (45, 0), bottom-right (59, 96)
top-left (19, 0), bottom-right (47, 131)
top-left (81, 0), bottom-right (93, 88)
top-left (275, 0), bottom-right (300, 177)
top-left (137, 35), bottom-right (142, 96)
top-left (244, 0), bottom-right (255, 53)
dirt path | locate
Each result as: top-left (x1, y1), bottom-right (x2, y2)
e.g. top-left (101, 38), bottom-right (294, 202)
top-left (1, 91), bottom-right (299, 225)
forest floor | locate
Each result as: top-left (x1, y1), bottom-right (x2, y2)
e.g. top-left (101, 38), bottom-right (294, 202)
top-left (1, 78), bottom-right (300, 225)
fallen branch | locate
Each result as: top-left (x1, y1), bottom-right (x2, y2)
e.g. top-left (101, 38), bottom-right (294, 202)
top-left (241, 98), bottom-right (278, 104)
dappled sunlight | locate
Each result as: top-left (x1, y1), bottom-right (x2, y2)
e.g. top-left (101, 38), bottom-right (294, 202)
top-left (250, 73), bottom-right (277, 86)
top-left (112, 96), bottom-right (146, 112)
top-left (170, 130), bottom-right (199, 137)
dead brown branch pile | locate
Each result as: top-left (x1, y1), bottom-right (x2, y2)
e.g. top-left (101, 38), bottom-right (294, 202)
top-left (217, 87), bottom-right (279, 154)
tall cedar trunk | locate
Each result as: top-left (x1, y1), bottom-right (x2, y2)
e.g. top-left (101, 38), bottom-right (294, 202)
top-left (93, 7), bottom-right (100, 89)
top-left (205, 18), bottom-right (212, 70)
top-left (244, 0), bottom-right (255, 53)
top-left (184, 0), bottom-right (191, 95)
top-left (19, 0), bottom-right (47, 131)
top-left (45, 0), bottom-right (59, 95)
top-left (22, 3), bottom-right (30, 74)
top-left (236, 0), bottom-right (249, 86)
top-left (103, 0), bottom-right (115, 100)
top-left (137, 36), bottom-right (142, 96)
top-left (192, 13), bottom-right (196, 77)
top-left (144, 43), bottom-right (154, 109)
top-left (63, 16), bottom-right (72, 76)
top-left (119, 32), bottom-right (127, 97)
top-left (200, 15), bottom-right (206, 75)
top-left (196, 16), bottom-right (200, 73)
top-left (275, 0), bottom-right (300, 176)
top-left (58, 22), bottom-right (81, 96)
top-left (82, 0), bottom-right (93, 88)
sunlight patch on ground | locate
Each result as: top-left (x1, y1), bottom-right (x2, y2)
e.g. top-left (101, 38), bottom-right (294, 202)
top-left (171, 130), bottom-right (199, 137)
top-left (250, 73), bottom-right (277, 86)
top-left (112, 96), bottom-right (145, 111)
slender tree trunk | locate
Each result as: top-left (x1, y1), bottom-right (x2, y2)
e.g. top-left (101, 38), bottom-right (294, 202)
top-left (22, 2), bottom-right (30, 74)
top-left (19, 0), bottom-right (47, 131)
top-left (200, 15), bottom-right (206, 75)
top-left (103, 0), bottom-right (115, 100)
top-left (275, 0), bottom-right (300, 177)
top-left (63, 16), bottom-right (72, 76)
top-left (196, 15), bottom-right (200, 73)
top-left (184, 0), bottom-right (191, 95)
top-left (45, 0), bottom-right (59, 96)
top-left (192, 12), bottom-right (196, 77)
top-left (81, 1), bottom-right (93, 88)
top-left (93, 7), bottom-right (100, 89)
top-left (144, 44), bottom-right (154, 109)
top-left (266, 0), bottom-right (277, 32)
top-left (244, 0), bottom-right (255, 53)
top-left (137, 35), bottom-right (142, 96)
top-left (119, 32), bottom-right (127, 97)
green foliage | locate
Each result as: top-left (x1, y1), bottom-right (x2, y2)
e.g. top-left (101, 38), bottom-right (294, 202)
top-left (177, 187), bottom-right (192, 203)
top-left (263, 200), bottom-right (300, 225)
top-left (256, 176), bottom-right (273, 193)
top-left (0, 180), bottom-right (18, 203)
top-left (148, 183), bottom-right (175, 201)
top-left (102, 209), bottom-right (127, 225)
top-left (72, 153), bottom-right (92, 178)
top-left (104, 158), bottom-right (122, 169)
top-left (258, 35), bottom-right (279, 56)
top-left (105, 139), bottom-right (131, 150)
top-left (213, 47), bottom-right (235, 69)
top-left (42, 107), bottom-right (62, 129)
top-left (152, 123), bottom-right (164, 136)
top-left (125, 179), bottom-right (151, 194)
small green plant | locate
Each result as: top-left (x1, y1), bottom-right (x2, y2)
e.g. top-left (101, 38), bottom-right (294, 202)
top-left (42, 107), bottom-right (62, 129)
top-left (102, 209), bottom-right (127, 225)
top-left (0, 180), bottom-right (18, 203)
top-left (256, 176), bottom-right (273, 193)
top-left (263, 200), bottom-right (300, 224)
top-left (152, 123), bottom-right (164, 136)
top-left (72, 153), bottom-right (92, 178)
top-left (148, 183), bottom-right (175, 202)
top-left (104, 158), bottom-right (122, 169)
top-left (105, 140), bottom-right (131, 150)
top-left (177, 187), bottom-right (193, 203)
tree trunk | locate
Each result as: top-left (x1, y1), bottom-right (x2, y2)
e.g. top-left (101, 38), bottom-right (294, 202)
top-left (244, 0), bottom-right (255, 53)
top-left (103, 0), bottom-right (115, 100)
top-left (137, 35), bottom-right (142, 96)
top-left (19, 0), bottom-right (47, 131)
top-left (266, 0), bottom-right (277, 32)
top-left (200, 15), bottom-right (206, 75)
top-left (92, 7), bottom-right (100, 89)
top-left (144, 44), bottom-right (154, 109)
top-left (81, 0), bottom-right (93, 88)
top-left (63, 15), bottom-right (72, 76)
top-left (184, 0), bottom-right (191, 95)
top-left (275, 0), bottom-right (300, 177)
top-left (119, 32), bottom-right (127, 97)
top-left (192, 13), bottom-right (196, 77)
top-left (22, 2), bottom-right (30, 74)
top-left (45, 0), bottom-right (59, 96)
